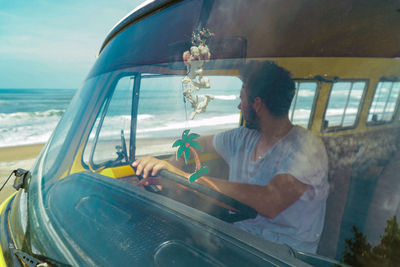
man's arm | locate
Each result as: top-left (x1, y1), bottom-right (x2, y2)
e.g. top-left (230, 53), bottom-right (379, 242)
top-left (132, 157), bottom-right (309, 219)
top-left (195, 173), bottom-right (309, 218)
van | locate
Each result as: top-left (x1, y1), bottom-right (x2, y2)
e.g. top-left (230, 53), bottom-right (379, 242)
top-left (1, 0), bottom-right (400, 266)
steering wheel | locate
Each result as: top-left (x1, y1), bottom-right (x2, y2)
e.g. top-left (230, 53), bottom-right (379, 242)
top-left (155, 169), bottom-right (258, 223)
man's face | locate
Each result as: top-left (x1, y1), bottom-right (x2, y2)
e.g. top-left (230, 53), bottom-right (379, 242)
top-left (238, 84), bottom-right (260, 129)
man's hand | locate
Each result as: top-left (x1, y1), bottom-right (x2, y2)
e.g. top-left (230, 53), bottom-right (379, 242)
top-left (132, 156), bottom-right (190, 186)
top-left (132, 156), bottom-right (174, 178)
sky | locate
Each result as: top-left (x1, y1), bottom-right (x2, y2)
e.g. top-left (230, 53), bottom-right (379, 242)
top-left (0, 0), bottom-right (146, 89)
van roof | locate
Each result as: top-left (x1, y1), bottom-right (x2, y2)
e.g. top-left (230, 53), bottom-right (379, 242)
top-left (100, 0), bottom-right (166, 53)
top-left (100, 0), bottom-right (400, 58)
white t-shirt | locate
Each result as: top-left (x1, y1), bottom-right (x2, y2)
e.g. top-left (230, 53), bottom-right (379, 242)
top-left (213, 126), bottom-right (329, 253)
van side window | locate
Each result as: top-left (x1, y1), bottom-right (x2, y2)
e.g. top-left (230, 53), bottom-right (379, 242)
top-left (367, 81), bottom-right (400, 124)
top-left (289, 81), bottom-right (318, 128)
top-left (83, 75), bottom-right (134, 167)
top-left (323, 81), bottom-right (366, 129)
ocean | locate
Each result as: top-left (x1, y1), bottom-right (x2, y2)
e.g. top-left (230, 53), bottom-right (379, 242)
top-left (0, 86), bottom-right (242, 149)
top-left (0, 88), bottom-right (76, 148)
top-left (0, 81), bottom-right (367, 149)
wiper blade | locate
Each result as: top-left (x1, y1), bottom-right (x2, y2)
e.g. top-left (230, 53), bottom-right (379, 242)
top-left (12, 248), bottom-right (48, 267)
top-left (12, 248), bottom-right (71, 267)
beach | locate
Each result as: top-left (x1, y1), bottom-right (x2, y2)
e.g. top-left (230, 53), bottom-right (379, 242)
top-left (0, 144), bottom-right (43, 203)
top-left (0, 87), bottom-right (241, 204)
top-left (0, 88), bottom-right (74, 203)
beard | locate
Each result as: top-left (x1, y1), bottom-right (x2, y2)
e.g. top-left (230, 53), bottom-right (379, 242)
top-left (244, 105), bottom-right (260, 130)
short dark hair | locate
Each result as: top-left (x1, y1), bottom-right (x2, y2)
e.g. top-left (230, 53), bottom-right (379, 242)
top-left (240, 61), bottom-right (295, 117)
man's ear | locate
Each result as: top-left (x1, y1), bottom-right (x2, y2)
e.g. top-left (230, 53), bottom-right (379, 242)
top-left (252, 96), bottom-right (263, 112)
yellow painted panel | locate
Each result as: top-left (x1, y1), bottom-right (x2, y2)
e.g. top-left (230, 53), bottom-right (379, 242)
top-left (274, 58), bottom-right (400, 80)
top-left (99, 165), bottom-right (135, 178)
top-left (311, 82), bottom-right (331, 133)
top-left (198, 153), bottom-right (221, 162)
top-left (0, 193), bottom-right (16, 267)
top-left (0, 245), bottom-right (6, 267)
top-left (69, 146), bottom-right (86, 175)
top-left (0, 193), bottom-right (15, 214)
top-left (357, 78), bottom-right (380, 131)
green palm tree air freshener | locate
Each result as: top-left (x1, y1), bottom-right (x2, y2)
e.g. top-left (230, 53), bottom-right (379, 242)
top-left (173, 129), bottom-right (209, 182)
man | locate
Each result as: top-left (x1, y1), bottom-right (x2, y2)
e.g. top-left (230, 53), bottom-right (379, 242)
top-left (132, 61), bottom-right (329, 253)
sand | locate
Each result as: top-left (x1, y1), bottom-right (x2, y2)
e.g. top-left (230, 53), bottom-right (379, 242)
top-left (0, 144), bottom-right (44, 203)
top-left (0, 134), bottom-right (217, 203)
top-left (0, 139), bottom-right (175, 203)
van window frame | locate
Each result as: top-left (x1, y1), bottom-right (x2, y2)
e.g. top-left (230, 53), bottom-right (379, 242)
top-left (366, 79), bottom-right (400, 127)
top-left (82, 72), bottom-right (139, 171)
top-left (290, 79), bottom-right (320, 129)
top-left (321, 78), bottom-right (369, 132)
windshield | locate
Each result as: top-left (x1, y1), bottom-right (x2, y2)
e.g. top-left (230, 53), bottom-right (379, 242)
top-left (29, 0), bottom-right (400, 265)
